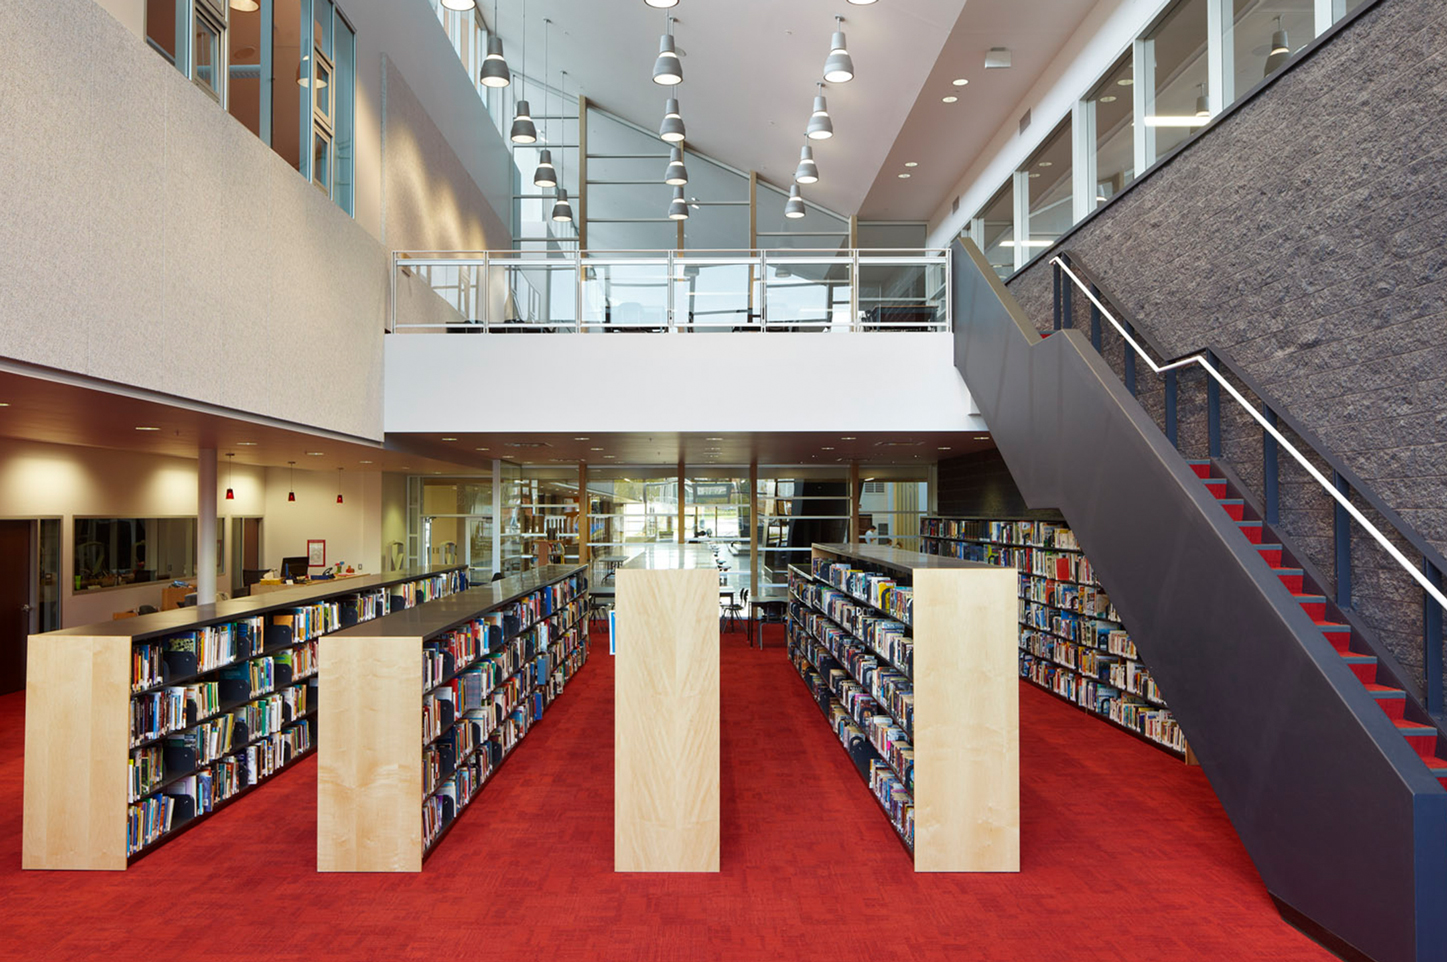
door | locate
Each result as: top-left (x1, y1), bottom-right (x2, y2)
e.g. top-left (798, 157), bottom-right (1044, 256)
top-left (0, 520), bottom-right (34, 695)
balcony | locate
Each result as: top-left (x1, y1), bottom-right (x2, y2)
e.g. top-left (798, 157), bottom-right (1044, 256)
top-left (390, 248), bottom-right (950, 334)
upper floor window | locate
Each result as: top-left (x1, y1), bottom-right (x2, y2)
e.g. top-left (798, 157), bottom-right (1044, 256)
top-left (145, 0), bottom-right (356, 217)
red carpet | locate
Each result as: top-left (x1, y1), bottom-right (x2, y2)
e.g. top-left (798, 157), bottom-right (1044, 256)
top-left (0, 624), bottom-right (1331, 961)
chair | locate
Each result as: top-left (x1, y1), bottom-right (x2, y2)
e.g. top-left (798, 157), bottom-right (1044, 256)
top-left (753, 597), bottom-right (787, 649)
top-left (721, 587), bottom-right (746, 634)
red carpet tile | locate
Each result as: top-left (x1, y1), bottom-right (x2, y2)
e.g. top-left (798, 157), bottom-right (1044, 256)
top-left (0, 624), bottom-right (1332, 962)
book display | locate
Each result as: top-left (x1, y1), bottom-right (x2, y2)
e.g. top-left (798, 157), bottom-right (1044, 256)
top-left (23, 566), bottom-right (468, 870)
top-left (787, 544), bottom-right (1018, 872)
top-left (317, 566), bottom-right (589, 872)
top-left (921, 518), bottom-right (1188, 757)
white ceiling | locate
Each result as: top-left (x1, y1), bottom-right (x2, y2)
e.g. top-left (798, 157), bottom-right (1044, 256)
top-left (494, 0), bottom-right (1103, 222)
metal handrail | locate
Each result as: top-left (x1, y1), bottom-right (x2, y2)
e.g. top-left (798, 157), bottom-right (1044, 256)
top-left (391, 247), bottom-right (951, 334)
top-left (1052, 254), bottom-right (1447, 615)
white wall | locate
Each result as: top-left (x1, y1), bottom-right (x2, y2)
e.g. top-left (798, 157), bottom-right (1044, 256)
top-left (926, 0), bottom-right (1174, 248)
top-left (0, 439), bottom-right (265, 627)
top-left (260, 465), bottom-right (383, 577)
top-left (385, 333), bottom-right (985, 434)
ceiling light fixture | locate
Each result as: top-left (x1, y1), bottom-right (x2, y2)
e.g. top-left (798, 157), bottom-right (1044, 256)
top-left (668, 185), bottom-right (690, 220)
top-left (225, 453), bottom-right (236, 501)
top-left (476, 447), bottom-right (490, 451)
top-left (1265, 17), bottom-right (1291, 76)
top-left (1099, 95), bottom-right (1117, 103)
top-left (841, 436), bottom-right (856, 440)
top-left (479, 0), bottom-right (511, 87)
top-left (287, 461), bottom-right (297, 502)
top-left (1117, 77), bottom-right (1133, 86)
top-left (942, 95), bottom-right (958, 103)
top-left (822, 16), bottom-right (854, 83)
top-left (575, 437), bottom-right (590, 441)
top-left (644, 0), bottom-right (678, 7)
top-left (441, 0), bottom-right (474, 8)
top-left (659, 97), bottom-right (687, 143)
top-left (951, 77), bottom-right (969, 86)
top-left (590, 447), bottom-right (605, 451)
top-left (794, 144), bottom-right (819, 184)
top-left (509, 3), bottom-right (536, 143)
top-left (806, 86), bottom-right (834, 140)
top-left (532, 20), bottom-right (557, 187)
top-left (552, 67), bottom-right (574, 223)
top-left (135, 426), bottom-right (160, 431)
top-left (296, 53), bottom-right (328, 88)
top-left (230, 0), bottom-right (260, 10)
top-left (336, 467), bottom-right (345, 504)
top-left (784, 184), bottom-right (806, 219)
top-left (1195, 82), bottom-right (1211, 118)
top-left (306, 451), bottom-right (325, 456)
top-left (653, 15), bottom-right (683, 85)
top-left (665, 146), bottom-right (689, 186)
top-left (904, 161), bottom-right (918, 167)
top-left (235, 440), bottom-right (257, 445)
top-left (441, 437), bottom-right (458, 442)
top-left (359, 460), bottom-right (374, 464)
top-left (897, 173), bottom-right (910, 179)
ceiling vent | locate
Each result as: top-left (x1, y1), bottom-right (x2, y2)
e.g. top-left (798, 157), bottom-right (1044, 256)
top-left (985, 47), bottom-right (1011, 69)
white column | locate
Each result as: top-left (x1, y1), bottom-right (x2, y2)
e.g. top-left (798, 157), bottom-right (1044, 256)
top-left (197, 447), bottom-right (217, 605)
top-left (1315, 0), bottom-right (1345, 36)
top-left (1132, 38), bottom-right (1156, 176)
top-left (1208, 0), bottom-right (1234, 114)
top-left (1072, 98), bottom-right (1097, 224)
top-left (1011, 170), bottom-right (1030, 272)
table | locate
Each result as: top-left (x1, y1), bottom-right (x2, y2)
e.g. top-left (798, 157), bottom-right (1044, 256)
top-left (747, 590), bottom-right (789, 648)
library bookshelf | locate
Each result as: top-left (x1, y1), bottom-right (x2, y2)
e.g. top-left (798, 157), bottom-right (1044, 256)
top-left (317, 565), bottom-right (589, 872)
top-left (787, 543), bottom-right (1018, 872)
top-left (614, 544), bottom-right (719, 873)
top-left (22, 566), bottom-right (467, 871)
top-left (921, 518), bottom-right (1189, 759)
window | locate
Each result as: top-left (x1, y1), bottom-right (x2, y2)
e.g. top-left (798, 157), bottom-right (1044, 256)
top-left (1231, 0), bottom-right (1313, 105)
top-left (756, 477), bottom-right (849, 590)
top-left (858, 481), bottom-right (927, 552)
top-left (1021, 118), bottom-right (1072, 263)
top-left (970, 183), bottom-right (1015, 281)
top-left (1139, 0), bottom-right (1210, 165)
top-left (146, 0), bottom-right (355, 217)
top-left (1085, 55), bottom-right (1135, 210)
top-left (73, 518), bottom-right (198, 592)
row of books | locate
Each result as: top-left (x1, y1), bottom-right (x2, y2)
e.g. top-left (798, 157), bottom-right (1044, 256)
top-left (274, 601), bottom-right (343, 644)
top-left (277, 642), bottom-right (318, 681)
top-left (1019, 576), bottom-right (1118, 621)
top-left (790, 570), bottom-right (913, 677)
top-left (1020, 653), bottom-right (1183, 752)
top-left (933, 539), bottom-right (1100, 586)
top-left (811, 559), bottom-right (915, 626)
top-left (790, 601), bottom-right (914, 740)
top-left (789, 632), bottom-right (914, 850)
top-left (126, 794), bottom-right (175, 855)
top-left (922, 518), bottom-right (1080, 552)
top-left (131, 617), bottom-right (266, 691)
top-left (128, 745), bottom-right (163, 802)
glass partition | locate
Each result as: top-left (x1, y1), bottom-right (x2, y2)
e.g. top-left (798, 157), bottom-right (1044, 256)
top-left (74, 518), bottom-right (199, 591)
top-left (858, 480), bottom-right (928, 552)
top-left (756, 476), bottom-right (849, 590)
top-left (1023, 119), bottom-right (1073, 264)
top-left (972, 184), bottom-right (1015, 280)
top-left (1142, 0), bottom-right (1210, 163)
top-left (1087, 55), bottom-right (1135, 209)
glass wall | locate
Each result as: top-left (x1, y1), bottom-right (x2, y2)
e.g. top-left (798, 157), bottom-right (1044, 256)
top-left (74, 518), bottom-right (198, 591)
top-left (858, 480), bottom-right (928, 552)
top-left (756, 475), bottom-right (849, 591)
top-left (421, 475), bottom-right (495, 583)
top-left (957, 0), bottom-right (1359, 280)
top-left (145, 0), bottom-right (355, 216)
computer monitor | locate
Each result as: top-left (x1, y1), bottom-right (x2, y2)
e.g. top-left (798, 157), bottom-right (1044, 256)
top-left (281, 556), bottom-right (309, 581)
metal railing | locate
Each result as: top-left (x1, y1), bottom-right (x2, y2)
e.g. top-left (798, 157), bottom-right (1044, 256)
top-left (1051, 252), bottom-right (1447, 712)
top-left (389, 248), bottom-right (950, 334)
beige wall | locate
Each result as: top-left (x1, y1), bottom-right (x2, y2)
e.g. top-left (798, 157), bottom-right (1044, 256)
top-left (260, 465), bottom-right (382, 576)
top-left (380, 472), bottom-right (409, 572)
top-left (93, 0), bottom-right (142, 37)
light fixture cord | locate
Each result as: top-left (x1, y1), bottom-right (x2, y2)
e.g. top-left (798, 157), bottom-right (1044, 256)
top-left (544, 18), bottom-right (550, 149)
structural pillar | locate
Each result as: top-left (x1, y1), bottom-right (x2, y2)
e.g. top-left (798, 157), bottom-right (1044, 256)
top-left (197, 447), bottom-right (217, 605)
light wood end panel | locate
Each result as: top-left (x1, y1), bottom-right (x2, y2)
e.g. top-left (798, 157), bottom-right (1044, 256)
top-left (614, 567), bottom-right (720, 872)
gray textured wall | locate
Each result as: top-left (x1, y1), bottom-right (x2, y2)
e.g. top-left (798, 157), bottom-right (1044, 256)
top-left (1004, 0), bottom-right (1447, 693)
top-left (0, 0), bottom-right (387, 441)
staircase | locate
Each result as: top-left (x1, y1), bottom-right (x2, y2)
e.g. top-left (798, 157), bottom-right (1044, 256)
top-left (951, 239), bottom-right (1447, 962)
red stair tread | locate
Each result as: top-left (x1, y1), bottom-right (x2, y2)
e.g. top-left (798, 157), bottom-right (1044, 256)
top-left (1188, 461), bottom-right (1212, 479)
top-left (1393, 719), bottom-right (1435, 734)
top-left (1364, 683), bottom-right (1405, 696)
top-left (1421, 756), bottom-right (1447, 771)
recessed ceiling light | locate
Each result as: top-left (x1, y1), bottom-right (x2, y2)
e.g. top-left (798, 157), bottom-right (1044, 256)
top-left (938, 446), bottom-right (952, 450)
top-left (475, 447), bottom-right (489, 451)
top-left (1029, 172), bottom-right (1041, 179)
top-left (898, 173), bottom-right (910, 179)
top-left (590, 447), bottom-right (604, 451)
top-left (306, 451), bottom-right (325, 456)
top-left (135, 426), bottom-right (160, 431)
top-left (235, 441), bottom-right (258, 446)
top-left (574, 437), bottom-right (590, 441)
top-left (904, 162), bottom-right (918, 168)
top-left (841, 436), bottom-right (856, 440)
top-left (822, 446), bottom-right (835, 451)
top-left (0, 402), bottom-right (10, 407)
top-left (440, 437), bottom-right (457, 442)
top-left (359, 460), bottom-right (373, 464)
top-left (1039, 161), bottom-right (1053, 167)
top-left (942, 95), bottom-right (958, 103)
top-left (1099, 95), bottom-right (1117, 103)
top-left (952, 78), bottom-right (968, 86)
top-left (1117, 78), bottom-right (1134, 86)
top-left (604, 455), bottom-right (617, 459)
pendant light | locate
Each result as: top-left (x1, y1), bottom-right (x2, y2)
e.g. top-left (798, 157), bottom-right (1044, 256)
top-left (287, 461), bottom-right (297, 502)
top-left (549, 70), bottom-right (573, 222)
top-left (784, 185), bottom-right (806, 219)
top-left (668, 186), bottom-right (689, 220)
top-left (480, 0), bottom-right (511, 88)
top-left (509, 1), bottom-right (536, 143)
top-left (230, 0), bottom-right (260, 11)
top-left (336, 468), bottom-right (344, 505)
top-left (794, 145), bottom-right (819, 185)
top-left (846, 0), bottom-right (878, 4)
top-left (533, 19), bottom-right (557, 187)
top-left (224, 452), bottom-right (236, 501)
top-left (664, 146), bottom-right (689, 186)
top-left (441, 0), bottom-right (475, 8)
top-left (822, 17), bottom-right (854, 84)
top-left (659, 97), bottom-right (686, 143)
top-left (644, 0), bottom-right (678, 6)
top-left (1264, 16), bottom-right (1290, 76)
top-left (1194, 83), bottom-right (1210, 119)
top-left (296, 54), bottom-right (328, 89)
top-left (806, 83), bottom-right (833, 140)
top-left (652, 15), bottom-right (683, 86)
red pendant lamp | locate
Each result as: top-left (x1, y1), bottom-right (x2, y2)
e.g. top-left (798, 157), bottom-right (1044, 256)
top-left (287, 461), bottom-right (296, 502)
top-left (225, 452), bottom-right (236, 500)
top-left (336, 467), bottom-right (344, 504)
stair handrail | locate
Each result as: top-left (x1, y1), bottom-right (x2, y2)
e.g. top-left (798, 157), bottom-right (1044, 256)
top-left (1051, 254), bottom-right (1447, 615)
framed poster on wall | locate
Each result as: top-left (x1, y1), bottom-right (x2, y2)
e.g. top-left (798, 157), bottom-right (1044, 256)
top-left (307, 539), bottom-right (326, 567)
